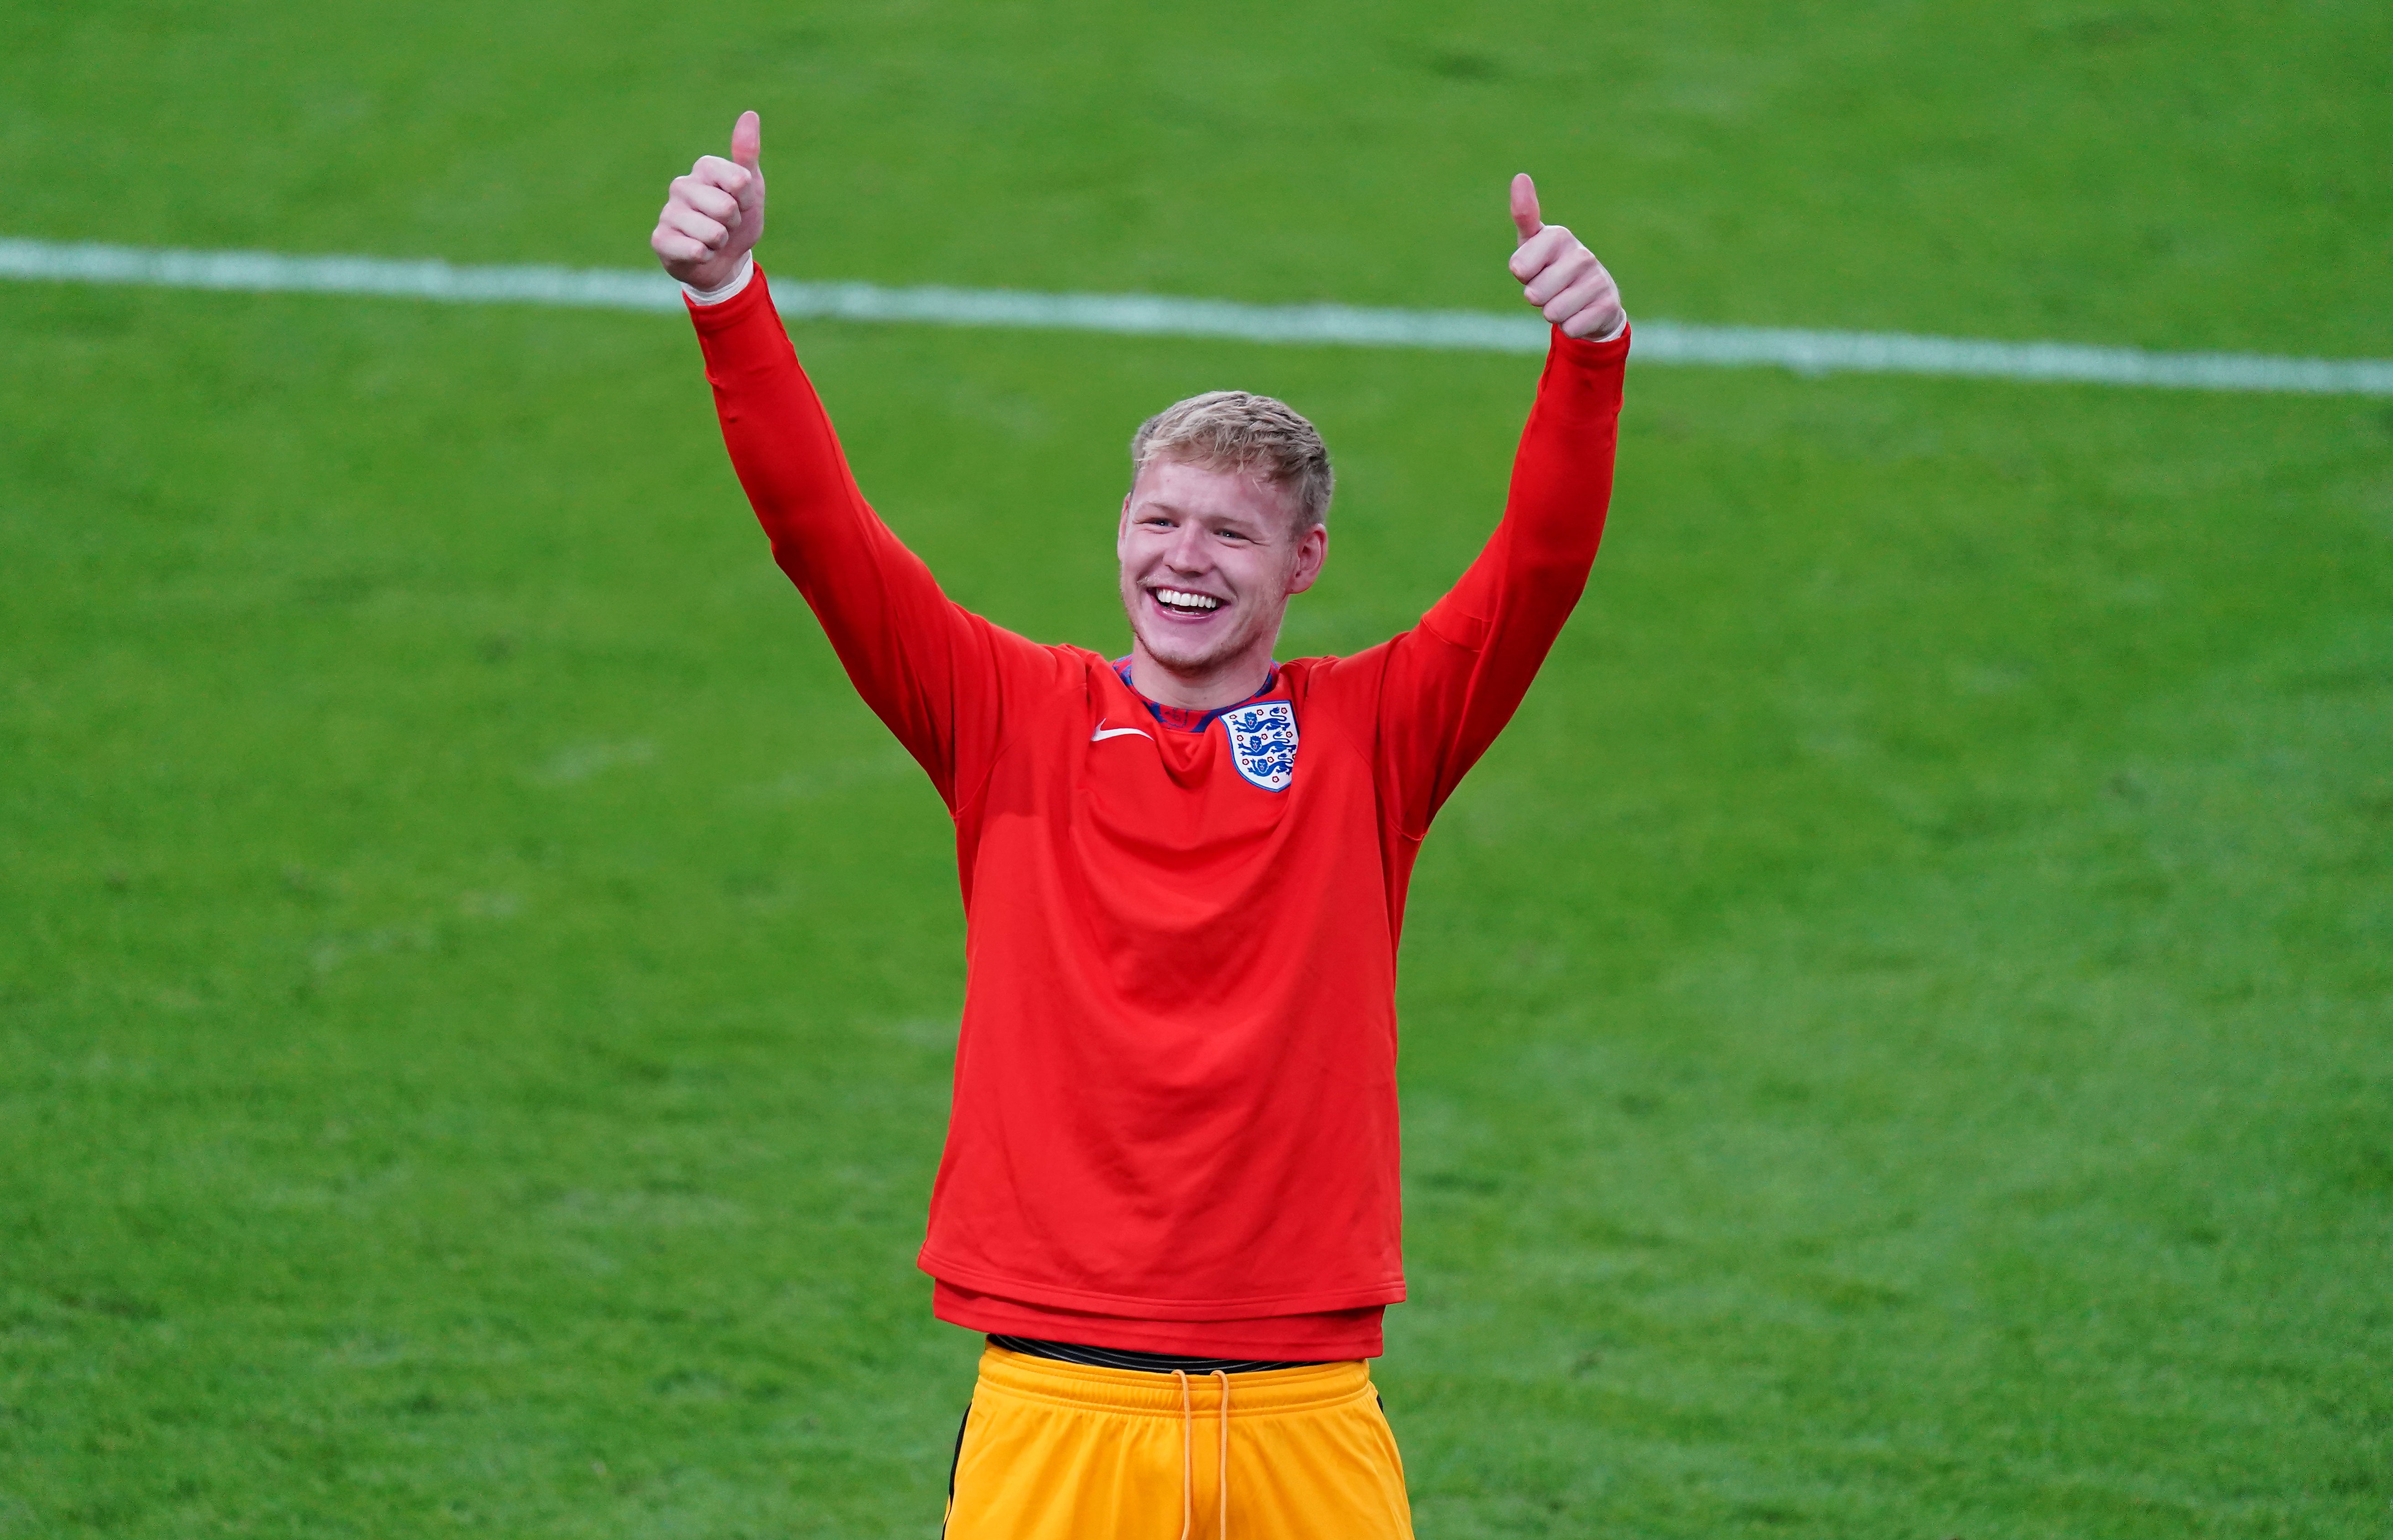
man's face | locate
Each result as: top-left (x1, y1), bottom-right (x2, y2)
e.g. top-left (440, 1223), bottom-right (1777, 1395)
top-left (1116, 457), bottom-right (1327, 682)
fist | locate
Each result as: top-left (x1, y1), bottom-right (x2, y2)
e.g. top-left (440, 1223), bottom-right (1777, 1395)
top-left (1506, 174), bottom-right (1623, 340)
top-left (651, 110), bottom-right (766, 290)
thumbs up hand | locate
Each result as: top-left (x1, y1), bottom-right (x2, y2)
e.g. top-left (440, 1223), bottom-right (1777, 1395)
top-left (1505, 174), bottom-right (1623, 340)
top-left (651, 111), bottom-right (766, 290)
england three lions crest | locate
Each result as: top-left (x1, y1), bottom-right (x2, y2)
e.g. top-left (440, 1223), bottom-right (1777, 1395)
top-left (1220, 701), bottom-right (1298, 792)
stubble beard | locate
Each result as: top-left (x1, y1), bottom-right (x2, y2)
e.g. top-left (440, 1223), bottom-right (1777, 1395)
top-left (1122, 580), bottom-right (1277, 685)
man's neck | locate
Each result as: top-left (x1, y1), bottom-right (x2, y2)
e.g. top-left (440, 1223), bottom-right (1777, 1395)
top-left (1124, 643), bottom-right (1274, 713)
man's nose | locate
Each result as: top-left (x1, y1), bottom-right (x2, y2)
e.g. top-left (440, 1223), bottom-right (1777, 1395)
top-left (1163, 524), bottom-right (1212, 572)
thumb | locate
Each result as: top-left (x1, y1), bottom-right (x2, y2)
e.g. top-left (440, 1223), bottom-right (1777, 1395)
top-left (1509, 172), bottom-right (1542, 245)
top-left (731, 110), bottom-right (761, 174)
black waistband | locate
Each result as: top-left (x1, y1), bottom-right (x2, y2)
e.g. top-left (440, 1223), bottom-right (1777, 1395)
top-left (988, 1335), bottom-right (1325, 1375)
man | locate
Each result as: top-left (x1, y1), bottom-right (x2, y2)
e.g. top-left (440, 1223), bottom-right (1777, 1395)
top-left (651, 110), bottom-right (1626, 1538)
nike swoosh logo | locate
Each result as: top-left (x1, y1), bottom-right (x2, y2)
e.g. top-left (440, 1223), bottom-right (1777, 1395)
top-left (1091, 723), bottom-right (1153, 743)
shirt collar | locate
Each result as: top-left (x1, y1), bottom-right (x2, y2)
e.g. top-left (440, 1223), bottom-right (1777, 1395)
top-left (1111, 658), bottom-right (1280, 734)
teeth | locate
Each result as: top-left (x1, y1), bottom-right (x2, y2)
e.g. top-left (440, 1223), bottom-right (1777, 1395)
top-left (1155, 588), bottom-right (1219, 611)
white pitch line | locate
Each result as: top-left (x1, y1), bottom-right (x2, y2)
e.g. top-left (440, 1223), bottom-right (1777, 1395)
top-left (3, 237), bottom-right (2388, 397)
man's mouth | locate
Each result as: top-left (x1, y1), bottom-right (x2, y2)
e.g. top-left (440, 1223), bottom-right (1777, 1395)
top-left (1147, 586), bottom-right (1224, 618)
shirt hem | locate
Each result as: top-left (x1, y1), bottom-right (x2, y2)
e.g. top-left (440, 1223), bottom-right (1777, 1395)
top-left (936, 1284), bottom-right (1387, 1360)
top-left (920, 1252), bottom-right (1407, 1317)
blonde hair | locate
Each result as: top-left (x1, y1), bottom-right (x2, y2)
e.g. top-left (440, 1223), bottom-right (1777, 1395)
top-left (1129, 390), bottom-right (1334, 531)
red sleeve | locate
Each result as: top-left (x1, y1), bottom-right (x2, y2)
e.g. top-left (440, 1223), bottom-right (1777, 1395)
top-left (1333, 322), bottom-right (1629, 837)
top-left (688, 265), bottom-right (1040, 811)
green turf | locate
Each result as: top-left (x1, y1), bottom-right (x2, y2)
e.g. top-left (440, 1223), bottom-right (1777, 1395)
top-left (2, 2), bottom-right (2389, 1536)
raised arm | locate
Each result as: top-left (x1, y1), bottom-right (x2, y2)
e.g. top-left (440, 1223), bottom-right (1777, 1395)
top-left (1357, 176), bottom-right (1630, 835)
top-left (654, 114), bottom-right (1024, 809)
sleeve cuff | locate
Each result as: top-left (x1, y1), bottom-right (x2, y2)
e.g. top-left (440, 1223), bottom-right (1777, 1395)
top-left (1552, 315), bottom-right (1632, 365)
top-left (681, 252), bottom-right (755, 306)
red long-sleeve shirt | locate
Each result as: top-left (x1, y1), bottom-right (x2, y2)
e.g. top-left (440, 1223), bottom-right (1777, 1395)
top-left (691, 268), bottom-right (1627, 1358)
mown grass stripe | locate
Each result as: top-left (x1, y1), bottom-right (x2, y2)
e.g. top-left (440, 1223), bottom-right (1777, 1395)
top-left (5, 236), bottom-right (2387, 396)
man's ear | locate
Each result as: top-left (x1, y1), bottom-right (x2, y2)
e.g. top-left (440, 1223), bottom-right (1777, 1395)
top-left (1285, 523), bottom-right (1329, 596)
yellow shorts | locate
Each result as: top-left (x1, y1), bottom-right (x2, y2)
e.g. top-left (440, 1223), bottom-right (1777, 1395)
top-left (943, 1344), bottom-right (1415, 1539)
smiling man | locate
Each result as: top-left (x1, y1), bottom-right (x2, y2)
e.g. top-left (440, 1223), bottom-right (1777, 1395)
top-left (653, 111), bottom-right (1627, 1539)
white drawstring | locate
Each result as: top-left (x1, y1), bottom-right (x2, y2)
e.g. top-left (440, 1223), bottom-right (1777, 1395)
top-left (1213, 1368), bottom-right (1231, 1540)
top-left (1170, 1368), bottom-right (1233, 1540)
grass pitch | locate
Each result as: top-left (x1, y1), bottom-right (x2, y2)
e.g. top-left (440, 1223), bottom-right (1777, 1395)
top-left (3, 2), bottom-right (2389, 1536)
